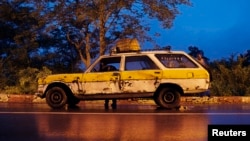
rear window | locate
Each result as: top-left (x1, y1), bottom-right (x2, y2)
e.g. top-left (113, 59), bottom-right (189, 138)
top-left (155, 54), bottom-right (198, 68)
top-left (125, 56), bottom-right (159, 70)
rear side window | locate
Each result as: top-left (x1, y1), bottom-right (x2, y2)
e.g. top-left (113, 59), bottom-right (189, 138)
top-left (125, 56), bottom-right (159, 70)
top-left (155, 54), bottom-right (198, 68)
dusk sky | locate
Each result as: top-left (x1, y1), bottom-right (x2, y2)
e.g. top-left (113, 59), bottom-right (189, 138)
top-left (149, 0), bottom-right (250, 60)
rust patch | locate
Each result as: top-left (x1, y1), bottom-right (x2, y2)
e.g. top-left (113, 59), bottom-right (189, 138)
top-left (103, 88), bottom-right (110, 91)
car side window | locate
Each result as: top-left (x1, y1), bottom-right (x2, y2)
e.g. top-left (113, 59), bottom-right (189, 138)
top-left (155, 54), bottom-right (198, 68)
top-left (125, 56), bottom-right (159, 70)
top-left (91, 57), bottom-right (121, 72)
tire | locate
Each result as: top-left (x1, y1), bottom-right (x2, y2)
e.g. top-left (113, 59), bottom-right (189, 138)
top-left (155, 87), bottom-right (181, 109)
top-left (67, 95), bottom-right (80, 106)
top-left (153, 95), bottom-right (161, 106)
top-left (46, 87), bottom-right (68, 109)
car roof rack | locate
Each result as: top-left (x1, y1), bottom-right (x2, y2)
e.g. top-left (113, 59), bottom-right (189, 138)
top-left (140, 46), bottom-right (171, 52)
top-left (110, 45), bottom-right (171, 55)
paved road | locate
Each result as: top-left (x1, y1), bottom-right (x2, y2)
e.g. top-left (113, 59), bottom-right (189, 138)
top-left (0, 102), bottom-right (250, 141)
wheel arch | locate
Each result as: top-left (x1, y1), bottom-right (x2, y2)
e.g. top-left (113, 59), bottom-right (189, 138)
top-left (44, 82), bottom-right (73, 98)
top-left (155, 83), bottom-right (184, 96)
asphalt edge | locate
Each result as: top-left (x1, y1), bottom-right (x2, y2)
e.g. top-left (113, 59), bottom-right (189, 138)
top-left (0, 94), bottom-right (250, 104)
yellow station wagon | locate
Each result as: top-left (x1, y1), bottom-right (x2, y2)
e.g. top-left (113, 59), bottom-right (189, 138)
top-left (36, 39), bottom-right (211, 109)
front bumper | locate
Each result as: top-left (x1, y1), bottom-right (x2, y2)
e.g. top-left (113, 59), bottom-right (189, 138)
top-left (35, 84), bottom-right (47, 98)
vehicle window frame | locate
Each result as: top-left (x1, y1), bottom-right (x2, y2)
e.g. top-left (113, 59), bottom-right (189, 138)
top-left (89, 56), bottom-right (121, 72)
top-left (124, 55), bottom-right (159, 71)
top-left (155, 54), bottom-right (198, 68)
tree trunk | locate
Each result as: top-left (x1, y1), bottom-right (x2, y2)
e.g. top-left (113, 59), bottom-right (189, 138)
top-left (99, 0), bottom-right (106, 56)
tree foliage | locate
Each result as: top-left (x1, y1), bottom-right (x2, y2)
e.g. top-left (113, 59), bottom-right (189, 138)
top-left (49, 0), bottom-right (191, 67)
top-left (4, 66), bottom-right (51, 94)
top-left (0, 0), bottom-right (42, 90)
top-left (188, 47), bottom-right (250, 96)
top-left (188, 46), bottom-right (209, 63)
top-left (210, 53), bottom-right (250, 96)
top-left (0, 0), bottom-right (190, 93)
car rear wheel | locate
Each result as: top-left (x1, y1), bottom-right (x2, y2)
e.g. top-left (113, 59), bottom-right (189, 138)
top-left (155, 87), bottom-right (181, 109)
top-left (46, 87), bottom-right (68, 109)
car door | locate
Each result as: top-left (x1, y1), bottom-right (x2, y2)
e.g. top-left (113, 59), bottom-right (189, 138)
top-left (82, 56), bottom-right (122, 94)
top-left (119, 55), bottom-right (162, 93)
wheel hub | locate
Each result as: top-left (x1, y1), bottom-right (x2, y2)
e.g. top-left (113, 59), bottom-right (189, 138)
top-left (163, 92), bottom-right (174, 103)
top-left (51, 93), bottom-right (62, 103)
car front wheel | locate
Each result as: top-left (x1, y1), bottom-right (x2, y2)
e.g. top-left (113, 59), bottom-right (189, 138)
top-left (46, 87), bottom-right (68, 109)
top-left (155, 87), bottom-right (181, 109)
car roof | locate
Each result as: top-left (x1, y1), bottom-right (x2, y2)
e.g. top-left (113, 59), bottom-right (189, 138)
top-left (101, 50), bottom-right (188, 57)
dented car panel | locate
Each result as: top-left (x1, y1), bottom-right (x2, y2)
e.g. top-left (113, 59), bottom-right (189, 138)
top-left (120, 70), bottom-right (162, 92)
top-left (38, 73), bottom-right (84, 84)
top-left (37, 73), bottom-right (84, 95)
top-left (82, 71), bottom-right (121, 94)
top-left (160, 78), bottom-right (209, 93)
top-left (161, 69), bottom-right (209, 79)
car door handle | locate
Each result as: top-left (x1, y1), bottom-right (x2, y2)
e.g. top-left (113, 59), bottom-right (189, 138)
top-left (154, 72), bottom-right (160, 74)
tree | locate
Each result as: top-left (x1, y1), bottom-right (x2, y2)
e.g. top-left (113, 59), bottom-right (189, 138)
top-left (0, 0), bottom-right (191, 93)
top-left (188, 46), bottom-right (208, 60)
top-left (49, 0), bottom-right (191, 68)
top-left (188, 45), bottom-right (210, 67)
top-left (240, 50), bottom-right (250, 67)
top-left (0, 0), bottom-right (43, 89)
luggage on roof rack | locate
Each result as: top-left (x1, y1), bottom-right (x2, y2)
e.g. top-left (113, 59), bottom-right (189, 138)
top-left (115, 38), bottom-right (141, 53)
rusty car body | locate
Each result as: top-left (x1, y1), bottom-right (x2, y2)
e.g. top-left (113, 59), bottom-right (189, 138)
top-left (36, 40), bottom-right (211, 109)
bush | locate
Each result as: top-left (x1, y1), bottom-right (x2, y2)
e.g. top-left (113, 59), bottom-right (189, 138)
top-left (3, 67), bottom-right (52, 94)
top-left (210, 56), bottom-right (250, 96)
top-left (3, 86), bottom-right (20, 94)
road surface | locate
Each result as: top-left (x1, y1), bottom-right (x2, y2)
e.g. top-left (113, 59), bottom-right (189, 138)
top-left (0, 102), bottom-right (250, 141)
